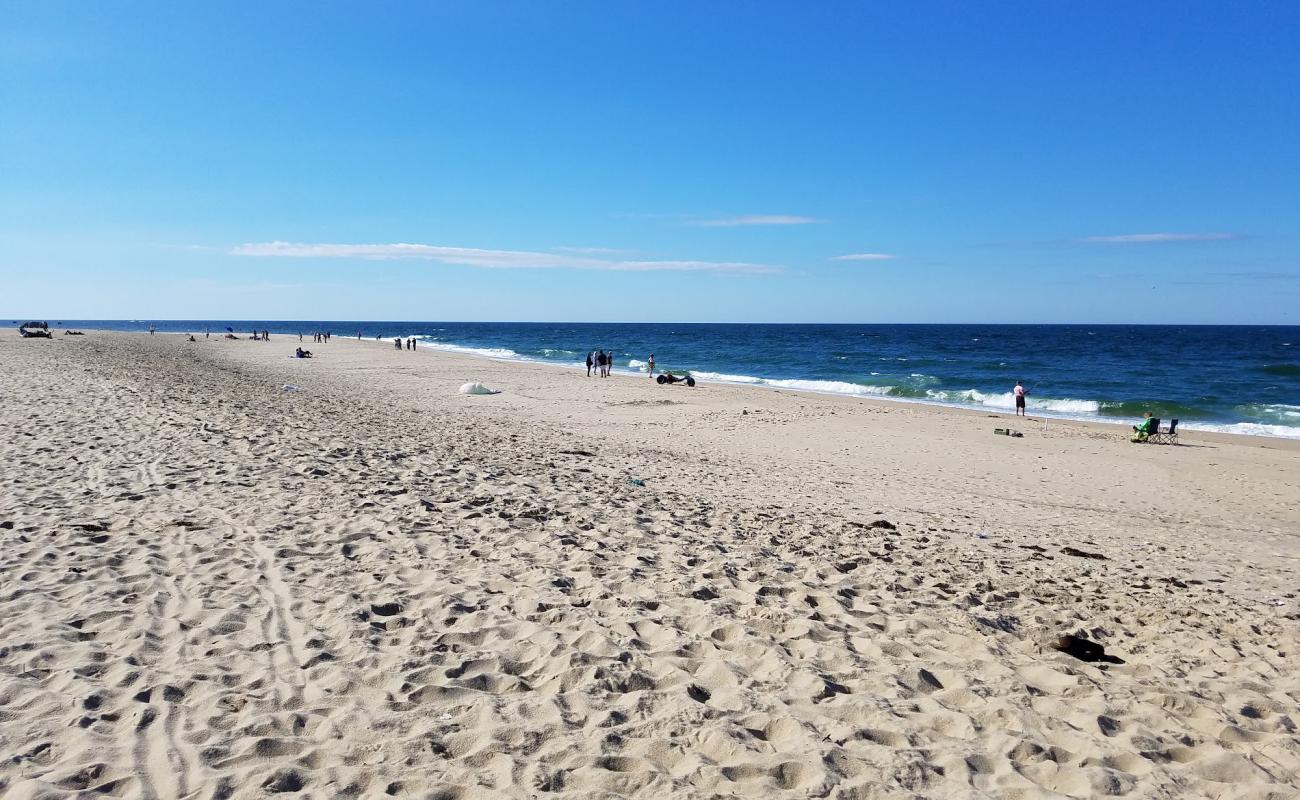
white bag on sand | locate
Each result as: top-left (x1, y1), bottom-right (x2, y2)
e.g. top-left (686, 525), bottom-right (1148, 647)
top-left (459, 382), bottom-right (497, 395)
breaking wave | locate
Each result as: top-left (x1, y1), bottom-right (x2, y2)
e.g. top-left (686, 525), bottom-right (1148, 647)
top-left (1181, 422), bottom-right (1300, 439)
top-left (417, 340), bottom-right (522, 360)
top-left (691, 372), bottom-right (894, 396)
top-left (924, 389), bottom-right (1102, 415)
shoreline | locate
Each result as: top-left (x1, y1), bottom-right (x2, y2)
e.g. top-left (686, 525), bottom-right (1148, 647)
top-left (144, 327), bottom-right (1300, 449)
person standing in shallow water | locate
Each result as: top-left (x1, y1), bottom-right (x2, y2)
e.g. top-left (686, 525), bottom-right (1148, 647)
top-left (1014, 380), bottom-right (1027, 416)
top-left (647, 353), bottom-right (655, 376)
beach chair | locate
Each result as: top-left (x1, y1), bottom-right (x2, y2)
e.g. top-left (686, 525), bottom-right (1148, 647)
top-left (1148, 418), bottom-right (1179, 445)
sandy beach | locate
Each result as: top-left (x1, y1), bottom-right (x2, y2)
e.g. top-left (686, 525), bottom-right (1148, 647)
top-left (1, 331), bottom-right (1297, 799)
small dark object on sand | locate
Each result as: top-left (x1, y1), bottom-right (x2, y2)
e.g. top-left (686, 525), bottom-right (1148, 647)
top-left (867, 519), bottom-right (897, 530)
top-left (1061, 546), bottom-right (1107, 560)
top-left (1054, 634), bottom-right (1125, 664)
top-left (657, 373), bottom-right (696, 387)
top-left (559, 450), bottom-right (596, 457)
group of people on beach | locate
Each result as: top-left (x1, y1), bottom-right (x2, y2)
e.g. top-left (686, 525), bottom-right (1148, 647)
top-left (586, 350), bottom-right (612, 377)
top-left (586, 350), bottom-right (659, 378)
top-left (303, 331), bottom-right (331, 343)
top-left (396, 337), bottom-right (418, 350)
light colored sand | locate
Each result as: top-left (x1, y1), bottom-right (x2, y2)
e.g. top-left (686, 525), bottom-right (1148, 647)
top-left (1, 331), bottom-right (1297, 799)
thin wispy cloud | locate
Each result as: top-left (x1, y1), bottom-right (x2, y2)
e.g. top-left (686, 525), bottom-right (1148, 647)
top-left (552, 246), bottom-right (625, 255)
top-left (690, 214), bottom-right (821, 228)
top-left (230, 242), bottom-right (780, 274)
top-left (831, 253), bottom-right (896, 262)
top-left (1079, 232), bottom-right (1241, 244)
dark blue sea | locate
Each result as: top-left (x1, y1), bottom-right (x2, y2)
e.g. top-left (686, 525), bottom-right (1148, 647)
top-left (31, 320), bottom-right (1300, 439)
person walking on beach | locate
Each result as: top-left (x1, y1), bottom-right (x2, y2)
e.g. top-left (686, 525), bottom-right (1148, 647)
top-left (149, 324), bottom-right (155, 335)
top-left (1014, 380), bottom-right (1027, 416)
top-left (647, 353), bottom-right (655, 376)
top-left (599, 350), bottom-right (609, 378)
top-left (586, 351), bottom-right (594, 377)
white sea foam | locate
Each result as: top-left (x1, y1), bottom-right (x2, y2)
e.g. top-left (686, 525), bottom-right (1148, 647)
top-left (692, 371), bottom-right (894, 396)
top-left (925, 389), bottom-right (1102, 414)
top-left (627, 358), bottom-right (647, 370)
top-left (420, 341), bottom-right (522, 360)
top-left (690, 370), bottom-right (764, 384)
top-left (1181, 422), bottom-right (1300, 439)
top-left (765, 379), bottom-right (893, 396)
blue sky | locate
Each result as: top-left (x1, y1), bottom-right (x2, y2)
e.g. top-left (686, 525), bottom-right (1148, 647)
top-left (2, 2), bottom-right (1296, 323)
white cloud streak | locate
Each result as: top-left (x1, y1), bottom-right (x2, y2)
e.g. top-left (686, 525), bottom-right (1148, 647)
top-left (230, 242), bottom-right (780, 274)
top-left (552, 246), bottom-right (625, 255)
top-left (1079, 232), bottom-right (1240, 244)
top-left (831, 253), bottom-right (896, 261)
top-left (690, 214), bottom-right (821, 228)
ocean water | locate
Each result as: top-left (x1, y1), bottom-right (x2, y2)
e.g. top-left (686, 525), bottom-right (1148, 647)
top-left (33, 320), bottom-right (1300, 439)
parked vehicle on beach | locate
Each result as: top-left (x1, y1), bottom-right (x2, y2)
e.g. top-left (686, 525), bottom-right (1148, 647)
top-left (656, 372), bottom-right (696, 387)
top-left (18, 321), bottom-right (52, 338)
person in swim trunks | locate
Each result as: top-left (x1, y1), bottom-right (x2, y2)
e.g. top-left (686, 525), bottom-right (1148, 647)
top-left (1014, 380), bottom-right (1027, 416)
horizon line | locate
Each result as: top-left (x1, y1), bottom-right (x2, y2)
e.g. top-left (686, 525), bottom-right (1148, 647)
top-left (10, 318), bottom-right (1296, 328)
